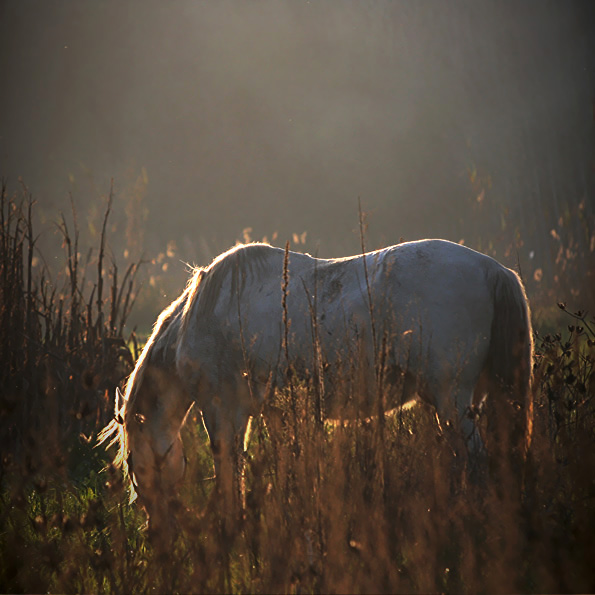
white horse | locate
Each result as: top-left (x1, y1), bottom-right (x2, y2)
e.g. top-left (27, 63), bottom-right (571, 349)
top-left (98, 239), bottom-right (533, 540)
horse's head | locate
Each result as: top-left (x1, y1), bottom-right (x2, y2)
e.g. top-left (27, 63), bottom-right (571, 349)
top-left (124, 364), bottom-right (191, 544)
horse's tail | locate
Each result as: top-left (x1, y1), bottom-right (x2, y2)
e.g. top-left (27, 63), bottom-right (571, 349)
top-left (485, 265), bottom-right (534, 463)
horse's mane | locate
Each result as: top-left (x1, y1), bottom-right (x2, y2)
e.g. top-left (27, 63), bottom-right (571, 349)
top-left (96, 267), bottom-right (204, 478)
top-left (181, 242), bottom-right (276, 333)
top-left (96, 245), bottom-right (271, 467)
top-left (97, 243), bottom-right (277, 487)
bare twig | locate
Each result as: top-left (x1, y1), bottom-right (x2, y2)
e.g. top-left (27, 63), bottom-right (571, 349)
top-left (97, 180), bottom-right (114, 326)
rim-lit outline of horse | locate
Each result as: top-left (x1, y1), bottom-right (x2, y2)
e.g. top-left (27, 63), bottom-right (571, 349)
top-left (98, 239), bottom-right (533, 541)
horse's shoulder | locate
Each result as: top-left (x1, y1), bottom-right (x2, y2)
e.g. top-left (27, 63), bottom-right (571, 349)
top-left (209, 243), bottom-right (286, 274)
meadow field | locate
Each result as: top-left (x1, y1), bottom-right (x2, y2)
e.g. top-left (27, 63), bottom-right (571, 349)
top-left (1, 187), bottom-right (594, 594)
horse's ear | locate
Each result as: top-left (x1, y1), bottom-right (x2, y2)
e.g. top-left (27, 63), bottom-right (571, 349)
top-left (114, 387), bottom-right (125, 424)
top-left (115, 386), bottom-right (122, 408)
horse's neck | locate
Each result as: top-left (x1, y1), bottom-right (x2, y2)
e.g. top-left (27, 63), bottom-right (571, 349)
top-left (150, 305), bottom-right (183, 365)
top-left (134, 360), bottom-right (192, 432)
top-left (140, 311), bottom-right (190, 417)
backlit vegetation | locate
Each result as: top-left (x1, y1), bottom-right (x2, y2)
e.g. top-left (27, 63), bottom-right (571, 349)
top-left (1, 184), bottom-right (594, 593)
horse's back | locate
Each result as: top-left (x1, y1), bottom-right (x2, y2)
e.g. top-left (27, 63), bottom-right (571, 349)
top-left (177, 240), bottom-right (520, 405)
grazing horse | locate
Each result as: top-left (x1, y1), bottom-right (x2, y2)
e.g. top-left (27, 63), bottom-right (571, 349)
top-left (98, 239), bottom-right (533, 540)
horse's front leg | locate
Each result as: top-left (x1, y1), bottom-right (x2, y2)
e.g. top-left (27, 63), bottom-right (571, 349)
top-left (201, 400), bottom-right (251, 517)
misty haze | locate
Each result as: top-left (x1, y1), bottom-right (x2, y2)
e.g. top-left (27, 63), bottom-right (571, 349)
top-left (2, 3), bottom-right (595, 593)
top-left (1, 2), bottom-right (592, 300)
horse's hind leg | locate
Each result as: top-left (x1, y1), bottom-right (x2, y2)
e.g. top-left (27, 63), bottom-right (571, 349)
top-left (430, 377), bottom-right (486, 480)
top-left (482, 377), bottom-right (527, 497)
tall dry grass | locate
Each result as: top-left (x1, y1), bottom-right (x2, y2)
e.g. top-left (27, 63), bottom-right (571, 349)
top-left (1, 186), bottom-right (594, 593)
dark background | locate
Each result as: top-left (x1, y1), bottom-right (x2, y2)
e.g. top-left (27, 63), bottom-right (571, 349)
top-left (1, 1), bottom-right (593, 324)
